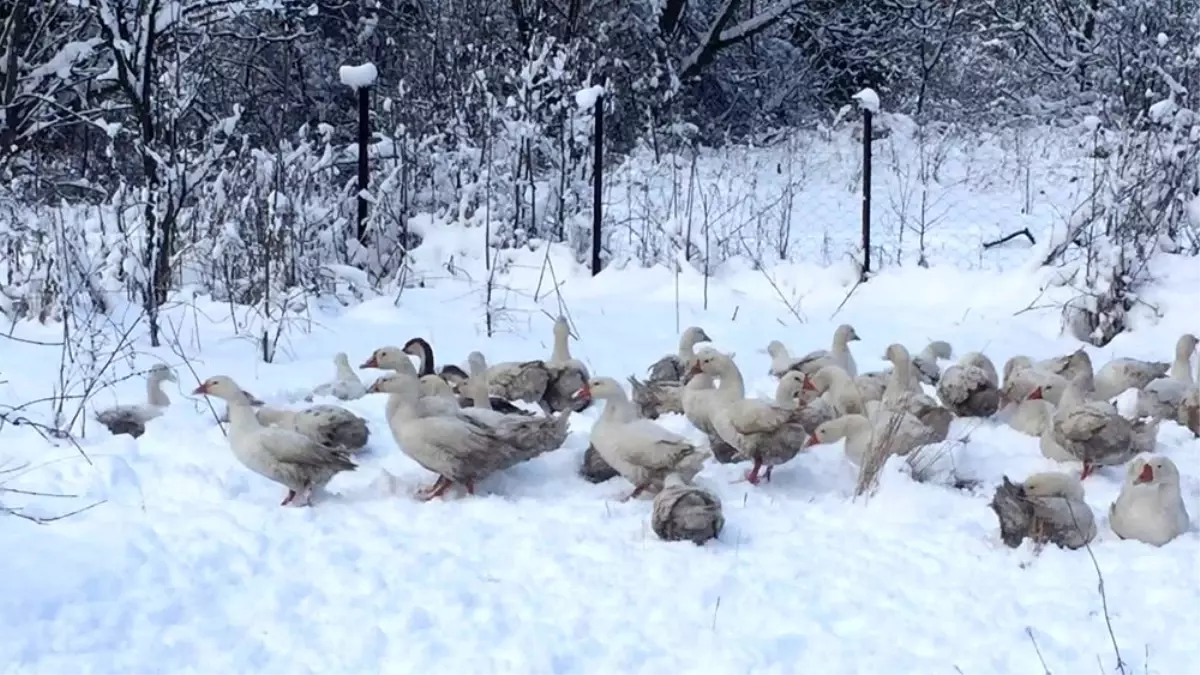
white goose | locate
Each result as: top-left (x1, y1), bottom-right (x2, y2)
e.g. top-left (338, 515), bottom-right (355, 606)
top-left (576, 377), bottom-right (708, 501)
top-left (194, 375), bottom-right (357, 506)
top-left (693, 347), bottom-right (810, 485)
top-left (1109, 454), bottom-right (1190, 546)
top-left (308, 352), bottom-right (367, 401)
top-left (95, 364), bottom-right (177, 438)
top-left (1136, 334), bottom-right (1197, 419)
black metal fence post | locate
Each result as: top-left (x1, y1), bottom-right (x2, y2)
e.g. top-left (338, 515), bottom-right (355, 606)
top-left (356, 85), bottom-right (371, 244)
top-left (860, 107), bottom-right (873, 280)
top-left (591, 89), bottom-right (604, 277)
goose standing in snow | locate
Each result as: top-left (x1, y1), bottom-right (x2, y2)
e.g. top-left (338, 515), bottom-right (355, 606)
top-left (880, 344), bottom-right (927, 403)
top-left (990, 472), bottom-right (1096, 550)
top-left (195, 375), bottom-right (357, 506)
top-left (1136, 334), bottom-right (1197, 419)
top-left (936, 352), bottom-right (1001, 418)
top-left (95, 364), bottom-right (177, 438)
top-left (367, 372), bottom-right (565, 500)
top-left (651, 474), bottom-right (724, 545)
top-left (573, 377), bottom-right (708, 501)
top-left (1109, 455), bottom-right (1190, 547)
top-left (308, 352), bottom-right (367, 401)
top-left (402, 338), bottom-right (471, 391)
top-left (692, 348), bottom-right (810, 485)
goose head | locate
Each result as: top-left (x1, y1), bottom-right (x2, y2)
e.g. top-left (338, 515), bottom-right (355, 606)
top-left (361, 346), bottom-right (416, 374)
top-left (1129, 455), bottom-right (1180, 487)
top-left (1176, 334), bottom-right (1199, 360)
top-left (401, 338), bottom-right (435, 374)
top-left (690, 346), bottom-right (733, 377)
top-left (193, 375), bottom-right (254, 404)
top-left (883, 343), bottom-right (910, 364)
top-left (684, 326), bottom-right (714, 346)
top-left (766, 340), bottom-right (789, 359)
top-left (925, 340), bottom-right (953, 360)
top-left (571, 376), bottom-right (622, 403)
top-left (467, 351), bottom-right (489, 378)
top-left (148, 363), bottom-right (178, 383)
top-left (836, 324), bottom-right (861, 344)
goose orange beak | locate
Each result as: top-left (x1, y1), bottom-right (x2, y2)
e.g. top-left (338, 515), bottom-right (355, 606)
top-left (360, 355), bottom-right (379, 369)
top-left (1027, 386), bottom-right (1043, 401)
top-left (1136, 464), bottom-right (1154, 484)
top-left (366, 380), bottom-right (382, 394)
top-left (192, 383), bottom-right (209, 395)
top-left (804, 434), bottom-right (819, 448)
top-left (571, 384), bottom-right (592, 402)
top-left (802, 376), bottom-right (817, 392)
top-left (688, 361), bottom-right (703, 376)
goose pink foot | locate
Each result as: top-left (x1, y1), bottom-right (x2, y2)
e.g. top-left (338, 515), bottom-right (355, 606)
top-left (416, 476), bottom-right (453, 501)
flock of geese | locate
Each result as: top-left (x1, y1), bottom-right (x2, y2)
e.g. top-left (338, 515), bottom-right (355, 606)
top-left (94, 317), bottom-right (1197, 548)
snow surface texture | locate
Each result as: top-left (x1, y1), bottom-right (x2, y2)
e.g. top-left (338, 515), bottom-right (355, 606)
top-left (338, 62), bottom-right (378, 89)
top-left (4, 175), bottom-right (1200, 671)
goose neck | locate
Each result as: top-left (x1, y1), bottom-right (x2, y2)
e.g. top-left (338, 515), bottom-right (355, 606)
top-left (715, 364), bottom-right (746, 399)
top-left (1170, 353), bottom-right (1194, 383)
top-left (414, 342), bottom-right (435, 376)
top-left (147, 375), bottom-right (170, 407)
top-left (551, 330), bottom-right (571, 363)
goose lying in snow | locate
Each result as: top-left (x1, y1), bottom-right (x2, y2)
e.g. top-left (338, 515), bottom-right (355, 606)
top-left (880, 344), bottom-right (927, 402)
top-left (680, 372), bottom-right (740, 465)
top-left (628, 326), bottom-right (714, 419)
top-left (990, 472), bottom-right (1096, 550)
top-left (308, 352), bottom-right (367, 401)
top-left (767, 324), bottom-right (861, 378)
top-left (1037, 348), bottom-right (1093, 382)
top-left (645, 326), bottom-right (712, 382)
top-left (542, 315), bottom-right (593, 414)
top-left (1109, 454), bottom-right (1190, 547)
top-left (1136, 334), bottom-right (1197, 419)
top-left (693, 347), bottom-right (810, 485)
top-left (573, 377), bottom-right (707, 501)
top-left (807, 403), bottom-right (937, 468)
top-left (255, 403), bottom-right (370, 453)
top-left (936, 352), bottom-right (1001, 418)
top-left (1093, 353), bottom-right (1170, 401)
top-left (195, 375), bottom-right (357, 506)
top-left (367, 372), bottom-right (568, 500)
top-left (912, 340), bottom-right (953, 385)
top-left (1002, 379), bottom-right (1065, 436)
top-left (402, 337), bottom-right (470, 391)
top-left (95, 364), bottom-right (177, 438)
top-left (1002, 356), bottom-right (1069, 406)
top-left (652, 474), bottom-right (724, 545)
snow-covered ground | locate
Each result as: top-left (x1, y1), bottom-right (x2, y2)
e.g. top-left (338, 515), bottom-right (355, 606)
top-left (3, 138), bottom-right (1199, 673)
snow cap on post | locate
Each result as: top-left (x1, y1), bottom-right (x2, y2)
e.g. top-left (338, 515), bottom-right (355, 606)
top-left (339, 62), bottom-right (378, 90)
top-left (575, 85), bottom-right (606, 112)
top-left (852, 88), bottom-right (880, 114)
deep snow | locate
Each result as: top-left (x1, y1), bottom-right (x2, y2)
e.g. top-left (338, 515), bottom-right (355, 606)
top-left (2, 138), bottom-right (1199, 673)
